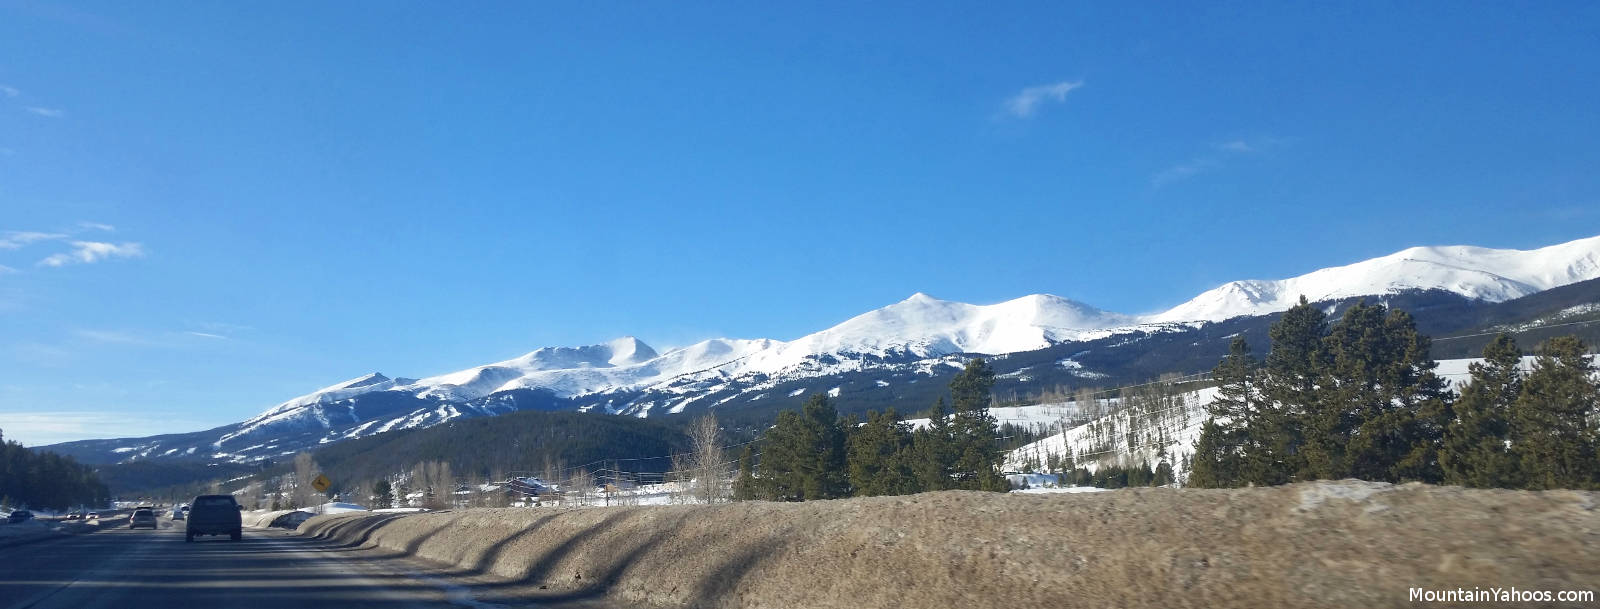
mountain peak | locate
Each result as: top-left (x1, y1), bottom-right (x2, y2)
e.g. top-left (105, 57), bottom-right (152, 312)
top-left (606, 336), bottom-right (658, 366)
top-left (1149, 233), bottom-right (1600, 323)
top-left (337, 372), bottom-right (390, 390)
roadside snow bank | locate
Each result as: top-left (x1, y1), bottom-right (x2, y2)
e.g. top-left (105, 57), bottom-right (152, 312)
top-left (0, 520), bottom-right (68, 547)
top-left (299, 481), bottom-right (1599, 609)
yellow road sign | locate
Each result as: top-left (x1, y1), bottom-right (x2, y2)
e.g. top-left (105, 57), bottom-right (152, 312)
top-left (312, 473), bottom-right (331, 493)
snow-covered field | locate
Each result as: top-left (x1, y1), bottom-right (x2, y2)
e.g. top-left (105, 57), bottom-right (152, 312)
top-left (903, 402), bottom-right (1080, 431)
top-left (998, 353), bottom-right (1557, 485)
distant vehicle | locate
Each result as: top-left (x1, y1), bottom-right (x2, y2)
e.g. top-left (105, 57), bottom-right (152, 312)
top-left (129, 508), bottom-right (158, 529)
top-left (87, 512), bottom-right (99, 519)
top-left (171, 506), bottom-right (186, 520)
top-left (185, 495), bottom-right (242, 542)
top-left (8, 510), bottom-right (33, 524)
top-left (67, 512), bottom-right (81, 520)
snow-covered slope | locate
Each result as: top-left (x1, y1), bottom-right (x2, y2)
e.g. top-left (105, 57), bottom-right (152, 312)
top-left (731, 293), bottom-right (1139, 375)
top-left (56, 232), bottom-right (1600, 466)
top-left (1151, 234), bottom-right (1600, 322)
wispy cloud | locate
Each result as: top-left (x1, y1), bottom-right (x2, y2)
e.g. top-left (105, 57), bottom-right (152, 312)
top-left (0, 231), bottom-right (67, 249)
top-left (26, 107), bottom-right (64, 118)
top-left (38, 241), bottom-right (145, 267)
top-left (0, 410), bottom-right (222, 446)
top-left (1153, 135), bottom-right (1290, 187)
top-left (0, 85), bottom-right (17, 98)
top-left (0, 264), bottom-right (16, 275)
top-left (78, 222), bottom-right (115, 232)
top-left (184, 331), bottom-right (227, 339)
top-left (1003, 80), bottom-right (1084, 118)
top-left (73, 329), bottom-right (146, 344)
top-left (1152, 158), bottom-right (1224, 187)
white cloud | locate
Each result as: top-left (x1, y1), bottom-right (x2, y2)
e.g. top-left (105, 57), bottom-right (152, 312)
top-left (1216, 140), bottom-right (1254, 153)
top-left (1152, 158), bottom-right (1223, 187)
top-left (0, 85), bottom-right (17, 98)
top-left (0, 264), bottom-right (16, 275)
top-left (0, 231), bottom-right (66, 249)
top-left (38, 241), bottom-right (145, 267)
top-left (0, 410), bottom-right (222, 446)
top-left (1153, 135), bottom-right (1289, 187)
top-left (26, 107), bottom-right (64, 118)
top-left (78, 222), bottom-right (116, 232)
top-left (73, 329), bottom-right (147, 344)
top-left (1003, 80), bottom-right (1084, 118)
top-left (184, 331), bottom-right (227, 339)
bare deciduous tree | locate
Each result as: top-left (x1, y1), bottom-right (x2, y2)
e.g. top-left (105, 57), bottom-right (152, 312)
top-left (687, 414), bottom-right (729, 504)
top-left (292, 452), bottom-right (320, 509)
top-left (239, 481), bottom-right (263, 510)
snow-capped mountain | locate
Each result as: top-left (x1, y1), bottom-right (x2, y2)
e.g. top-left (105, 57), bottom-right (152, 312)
top-left (1150, 234), bottom-right (1600, 323)
top-left (216, 293), bottom-right (1145, 448)
top-left (46, 232), bottom-right (1600, 466)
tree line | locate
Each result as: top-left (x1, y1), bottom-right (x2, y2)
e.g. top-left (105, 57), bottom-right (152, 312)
top-left (1190, 298), bottom-right (1599, 490)
top-left (0, 429), bottom-right (110, 510)
top-left (733, 358), bottom-right (1011, 501)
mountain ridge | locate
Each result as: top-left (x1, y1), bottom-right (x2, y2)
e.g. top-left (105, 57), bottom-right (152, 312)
top-left (42, 233), bottom-right (1600, 467)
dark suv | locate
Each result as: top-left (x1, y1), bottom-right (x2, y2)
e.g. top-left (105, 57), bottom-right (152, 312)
top-left (185, 495), bottom-right (242, 542)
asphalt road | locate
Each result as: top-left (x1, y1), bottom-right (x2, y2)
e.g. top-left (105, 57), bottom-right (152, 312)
top-left (0, 517), bottom-right (604, 609)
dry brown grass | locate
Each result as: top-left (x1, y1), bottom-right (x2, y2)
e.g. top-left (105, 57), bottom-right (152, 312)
top-left (300, 481), bottom-right (1599, 609)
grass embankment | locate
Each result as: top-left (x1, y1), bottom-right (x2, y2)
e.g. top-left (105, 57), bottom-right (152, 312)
top-left (300, 481), bottom-right (1598, 609)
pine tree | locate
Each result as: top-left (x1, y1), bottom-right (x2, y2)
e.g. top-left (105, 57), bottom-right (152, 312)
top-left (847, 409), bottom-right (917, 496)
top-left (1441, 334), bottom-right (1523, 487)
top-left (1313, 301), bottom-right (1387, 479)
top-left (756, 394), bottom-right (851, 500)
top-left (1152, 461), bottom-right (1175, 486)
top-left (1342, 308), bottom-right (1450, 483)
top-left (758, 410), bottom-right (810, 501)
top-left (372, 479), bottom-right (393, 509)
top-left (732, 445), bottom-right (758, 501)
top-left (1188, 420), bottom-right (1233, 488)
top-left (911, 397), bottom-right (956, 491)
top-left (947, 359), bottom-right (1008, 492)
top-left (1511, 336), bottom-right (1599, 490)
top-left (1255, 296), bottom-right (1326, 484)
top-left (1190, 337), bottom-right (1255, 488)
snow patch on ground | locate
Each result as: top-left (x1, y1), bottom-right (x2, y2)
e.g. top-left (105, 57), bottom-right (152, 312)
top-left (1296, 481), bottom-right (1394, 511)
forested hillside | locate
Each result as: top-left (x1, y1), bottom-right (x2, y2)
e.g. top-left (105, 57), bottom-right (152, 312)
top-left (0, 429), bottom-right (109, 510)
top-left (298, 409), bottom-right (697, 492)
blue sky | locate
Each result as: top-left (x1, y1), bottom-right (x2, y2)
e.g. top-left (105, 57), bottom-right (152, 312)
top-left (2, 2), bottom-right (1598, 445)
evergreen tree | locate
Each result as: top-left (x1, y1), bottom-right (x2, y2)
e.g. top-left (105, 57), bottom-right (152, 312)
top-left (1152, 461), bottom-right (1175, 486)
top-left (947, 359), bottom-right (1008, 492)
top-left (372, 479), bottom-right (393, 509)
top-left (1127, 460), bottom-right (1151, 486)
top-left (1255, 296), bottom-right (1326, 484)
top-left (1312, 301), bottom-right (1387, 479)
top-left (1511, 336), bottom-right (1599, 489)
top-left (1188, 421), bottom-right (1232, 488)
top-left (1441, 334), bottom-right (1523, 487)
top-left (1340, 308), bottom-right (1451, 483)
top-left (1190, 337), bottom-right (1255, 488)
top-left (756, 394), bottom-right (851, 500)
top-left (847, 409), bottom-right (918, 496)
top-left (758, 410), bottom-right (810, 501)
top-left (732, 445), bottom-right (758, 501)
top-left (911, 398), bottom-right (956, 491)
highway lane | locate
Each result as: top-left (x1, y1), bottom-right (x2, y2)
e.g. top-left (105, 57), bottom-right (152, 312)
top-left (0, 518), bottom-right (607, 609)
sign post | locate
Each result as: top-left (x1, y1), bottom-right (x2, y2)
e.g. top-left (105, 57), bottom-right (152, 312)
top-left (312, 474), bottom-right (331, 514)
